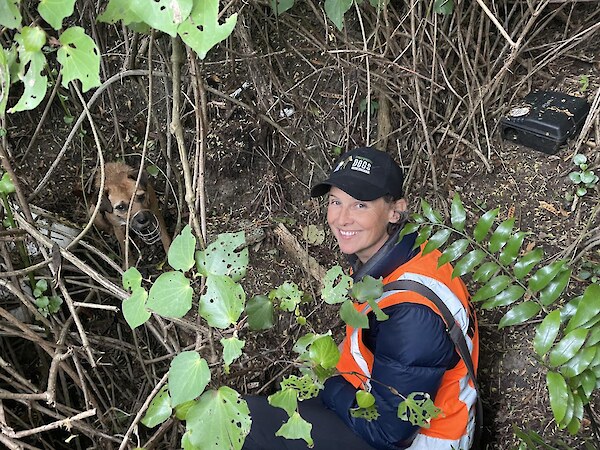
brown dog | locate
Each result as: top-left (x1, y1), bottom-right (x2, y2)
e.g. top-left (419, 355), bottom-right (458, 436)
top-left (90, 162), bottom-right (171, 261)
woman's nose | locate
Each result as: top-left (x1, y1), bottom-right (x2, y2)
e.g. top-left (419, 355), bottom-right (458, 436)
top-left (337, 206), bottom-right (352, 225)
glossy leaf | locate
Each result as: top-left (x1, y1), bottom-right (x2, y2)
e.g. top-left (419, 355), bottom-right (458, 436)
top-left (473, 208), bottom-right (499, 243)
top-left (340, 300), bottom-right (368, 329)
top-left (538, 268), bottom-right (571, 306)
top-left (579, 370), bottom-right (596, 399)
top-left (141, 386), bottom-right (172, 428)
top-left (422, 228), bottom-right (452, 256)
top-left (0, 0), bottom-right (21, 28)
top-left (169, 352), bottom-right (210, 407)
top-left (245, 295), bottom-right (274, 331)
top-left (199, 274), bottom-right (245, 328)
top-left (398, 222), bottom-right (420, 241)
top-left (450, 193), bottom-right (466, 232)
top-left (268, 388), bottom-right (298, 417)
top-left (452, 249), bottom-right (486, 278)
top-left (420, 199), bottom-right (443, 224)
top-left (196, 231), bottom-right (248, 281)
top-left (414, 225), bottom-right (433, 249)
top-left (565, 284), bottom-right (600, 333)
top-left (472, 261), bottom-right (500, 283)
top-left (481, 285), bottom-right (525, 310)
top-left (547, 371), bottom-right (569, 423)
top-left (438, 239), bottom-right (469, 267)
top-left (57, 27), bottom-right (101, 92)
top-left (146, 271), bottom-right (193, 318)
top-left (308, 335), bottom-right (340, 369)
top-left (499, 231), bottom-right (528, 266)
top-left (586, 327), bottom-right (600, 347)
top-left (38, 0), bottom-right (75, 30)
top-left (275, 412), bottom-right (313, 446)
top-left (549, 328), bottom-right (588, 367)
top-left (488, 218), bottom-right (515, 253)
top-left (558, 388), bottom-right (574, 430)
top-left (168, 224), bottom-right (196, 271)
top-left (533, 310), bottom-right (561, 357)
top-left (122, 288), bottom-right (151, 329)
top-left (498, 301), bottom-right (541, 329)
top-left (560, 346), bottom-right (596, 378)
top-left (321, 265), bottom-right (352, 305)
top-left (221, 337), bottom-right (245, 368)
top-left (528, 260), bottom-right (567, 293)
top-left (513, 248), bottom-right (543, 280)
top-left (472, 275), bottom-right (511, 302)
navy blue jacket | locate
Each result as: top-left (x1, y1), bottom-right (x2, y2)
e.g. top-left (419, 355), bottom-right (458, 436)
top-left (320, 232), bottom-right (458, 449)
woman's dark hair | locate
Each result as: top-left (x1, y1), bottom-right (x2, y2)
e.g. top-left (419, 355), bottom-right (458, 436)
top-left (383, 194), bottom-right (409, 235)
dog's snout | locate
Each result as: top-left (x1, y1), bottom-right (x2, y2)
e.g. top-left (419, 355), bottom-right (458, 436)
top-left (132, 211), bottom-right (154, 231)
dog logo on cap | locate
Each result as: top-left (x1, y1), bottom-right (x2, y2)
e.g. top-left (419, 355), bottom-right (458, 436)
top-left (351, 157), bottom-right (372, 174)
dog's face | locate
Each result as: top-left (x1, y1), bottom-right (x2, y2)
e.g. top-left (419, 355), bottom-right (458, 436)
top-left (97, 163), bottom-right (162, 244)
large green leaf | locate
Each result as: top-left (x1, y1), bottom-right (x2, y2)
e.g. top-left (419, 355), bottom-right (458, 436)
top-left (352, 275), bottom-right (383, 303)
top-left (452, 249), bottom-right (486, 278)
top-left (340, 299), bottom-right (368, 328)
top-left (414, 224), bottom-right (433, 248)
top-left (498, 301), bottom-right (541, 329)
top-left (538, 268), bottom-right (571, 306)
top-left (533, 310), bottom-right (561, 357)
top-left (244, 295), bottom-right (274, 331)
top-left (130, 0), bottom-right (192, 36)
top-left (168, 224), bottom-right (196, 271)
top-left (9, 27), bottom-right (47, 113)
top-left (38, 0), bottom-right (76, 30)
top-left (308, 335), bottom-right (340, 369)
top-left (586, 326), bottom-right (600, 347)
top-left (141, 386), bottom-right (172, 428)
top-left (169, 351), bottom-right (211, 407)
top-left (579, 370), bottom-right (596, 399)
top-left (420, 199), bottom-right (443, 224)
top-left (473, 208), bottom-right (499, 243)
top-left (549, 328), bottom-right (588, 367)
top-left (560, 346), bottom-right (596, 378)
top-left (547, 371), bottom-right (569, 423)
top-left (324, 0), bottom-right (353, 31)
top-left (488, 218), bottom-right (515, 254)
top-left (499, 231), bottom-right (528, 266)
top-left (185, 387), bottom-right (250, 450)
top-left (199, 274), bottom-right (245, 328)
top-left (122, 288), bottom-right (151, 329)
top-left (471, 275), bottom-right (511, 302)
top-left (221, 337), bottom-right (245, 368)
top-left (422, 228), bottom-right (452, 256)
top-left (146, 271), bottom-right (193, 318)
top-left (57, 27), bottom-right (101, 92)
top-left (196, 231), bottom-right (248, 281)
top-left (513, 248), bottom-right (543, 280)
top-left (565, 284), bottom-right (600, 333)
top-left (321, 265), bottom-right (352, 305)
top-left (178, 0), bottom-right (237, 59)
top-left (0, 0), bottom-right (21, 29)
top-left (450, 193), bottom-right (466, 232)
top-left (275, 412), bottom-right (313, 447)
top-left (438, 238), bottom-right (469, 267)
top-left (268, 387), bottom-right (298, 417)
top-left (472, 261), bottom-right (500, 283)
top-left (481, 285), bottom-right (525, 310)
top-left (398, 222), bottom-right (420, 242)
top-left (558, 387), bottom-right (574, 430)
top-left (528, 260), bottom-right (568, 293)
top-left (98, 0), bottom-right (143, 24)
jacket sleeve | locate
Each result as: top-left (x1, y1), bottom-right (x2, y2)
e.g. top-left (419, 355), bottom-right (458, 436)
top-left (321, 303), bottom-right (456, 450)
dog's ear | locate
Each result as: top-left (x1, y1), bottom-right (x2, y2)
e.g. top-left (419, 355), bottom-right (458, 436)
top-left (127, 167), bottom-right (149, 189)
top-left (99, 191), bottom-right (113, 214)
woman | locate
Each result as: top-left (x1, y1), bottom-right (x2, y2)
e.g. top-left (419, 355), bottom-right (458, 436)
top-left (244, 147), bottom-right (479, 450)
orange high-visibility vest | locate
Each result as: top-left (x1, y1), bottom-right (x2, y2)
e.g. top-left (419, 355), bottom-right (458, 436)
top-left (337, 246), bottom-right (479, 450)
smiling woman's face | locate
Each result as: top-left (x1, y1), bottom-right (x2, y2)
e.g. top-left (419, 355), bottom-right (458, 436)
top-left (326, 186), bottom-right (406, 263)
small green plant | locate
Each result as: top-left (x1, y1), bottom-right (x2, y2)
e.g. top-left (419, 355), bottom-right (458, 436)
top-left (567, 154), bottom-right (598, 199)
top-left (579, 75), bottom-right (590, 93)
top-left (576, 259), bottom-right (600, 283)
top-left (32, 279), bottom-right (62, 317)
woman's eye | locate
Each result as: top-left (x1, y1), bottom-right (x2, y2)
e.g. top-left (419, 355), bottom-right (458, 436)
top-left (356, 203), bottom-right (366, 209)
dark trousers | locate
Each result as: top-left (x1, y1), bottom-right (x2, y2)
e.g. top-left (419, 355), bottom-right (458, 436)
top-left (243, 396), bottom-right (376, 450)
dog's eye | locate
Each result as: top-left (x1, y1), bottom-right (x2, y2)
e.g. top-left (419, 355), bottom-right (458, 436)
top-left (115, 203), bottom-right (127, 212)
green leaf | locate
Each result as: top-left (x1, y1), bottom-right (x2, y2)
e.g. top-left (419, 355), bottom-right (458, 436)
top-left (351, 275), bottom-right (383, 303)
top-left (122, 288), bottom-right (151, 329)
top-left (38, 0), bottom-right (76, 30)
top-left (221, 337), bottom-right (245, 368)
top-left (513, 248), bottom-right (544, 280)
top-left (175, 400), bottom-right (196, 421)
top-left (499, 231), bottom-right (528, 266)
top-left (573, 154), bottom-right (587, 165)
top-left (321, 265), bottom-right (352, 305)
top-left (450, 193), bottom-right (466, 232)
top-left (560, 346), bottom-right (596, 378)
top-left (168, 224), bottom-right (196, 271)
top-left (324, 0), bottom-right (353, 31)
top-left (199, 274), bottom-right (245, 328)
top-left (244, 295), bottom-right (274, 331)
top-left (481, 285), bottom-right (525, 309)
top-left (185, 387), bottom-right (250, 450)
top-left (473, 208), bottom-right (499, 243)
top-left (281, 374), bottom-right (319, 400)
top-left (471, 275), bottom-right (511, 302)
top-left (48, 296), bottom-right (62, 314)
top-left (275, 412), bottom-right (313, 447)
top-left (146, 271), bottom-right (193, 318)
top-left (397, 392), bottom-right (442, 428)
top-left (488, 218), bottom-right (515, 253)
top-left (533, 310), bottom-right (561, 357)
top-left (528, 260), bottom-right (567, 293)
top-left (422, 228), bottom-right (452, 256)
top-left (498, 301), bottom-right (541, 329)
top-left (452, 249), bottom-right (486, 278)
top-left (438, 238), bottom-right (469, 267)
top-left (420, 199), bottom-right (443, 224)
top-left (558, 387), bottom-right (574, 429)
top-left (356, 390), bottom-right (376, 408)
top-left (565, 284), bottom-right (600, 333)
top-left (132, 0), bottom-right (193, 36)
top-left (196, 231), bottom-right (248, 281)
top-left (547, 371), bottom-right (569, 423)
top-left (270, 281), bottom-right (302, 313)
top-left (0, 0), bottom-right (21, 28)
top-left (414, 225), bottom-right (433, 248)
top-left (549, 328), bottom-right (588, 367)
top-left (0, 173), bottom-right (14, 195)
top-left (178, 0), bottom-right (237, 59)
top-left (586, 326), bottom-right (600, 347)
top-left (433, 0), bottom-right (454, 15)
top-left (0, 48), bottom-right (9, 118)
top-left (308, 335), bottom-right (340, 369)
top-left (169, 351), bottom-right (211, 407)
top-left (141, 386), bottom-right (172, 428)
top-left (340, 299), bottom-right (368, 328)
top-left (397, 222), bottom-right (419, 241)
top-left (268, 388), bottom-right (298, 417)
top-left (538, 267), bottom-right (571, 306)
top-left (579, 370), bottom-right (596, 399)
top-left (57, 27), bottom-right (101, 92)
top-left (123, 266), bottom-right (143, 291)
top-left (270, 0), bottom-right (294, 15)
top-left (367, 298), bottom-right (389, 322)
top-left (302, 224), bottom-right (325, 245)
top-left (472, 261), bottom-right (500, 283)
top-left (97, 0), bottom-right (143, 24)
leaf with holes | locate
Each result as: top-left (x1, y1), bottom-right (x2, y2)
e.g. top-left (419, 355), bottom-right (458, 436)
top-left (168, 224), bottom-right (196, 271)
top-left (528, 260), bottom-right (568, 293)
top-left (547, 371), bottom-right (569, 423)
top-left (141, 386), bottom-right (172, 428)
top-left (352, 275), bottom-right (383, 303)
top-left (549, 328), bottom-right (588, 367)
top-left (268, 388), bottom-right (298, 417)
top-left (473, 208), bottom-right (499, 243)
top-left (0, 0), bottom-right (21, 28)
top-left (281, 374), bottom-right (319, 400)
top-left (452, 249), bottom-right (486, 278)
top-left (513, 248), bottom-right (543, 280)
top-left (169, 351), bottom-right (210, 407)
top-left (499, 231), bottom-right (528, 266)
top-left (221, 337), bottom-right (245, 369)
top-left (422, 228), bottom-right (452, 256)
top-left (488, 218), bottom-right (515, 253)
top-left (146, 271), bottom-right (193, 318)
top-left (122, 287), bottom-right (151, 329)
top-left (199, 274), bottom-right (245, 328)
top-left (270, 281), bottom-right (302, 313)
top-left (321, 265), bottom-right (352, 305)
top-left (131, 0), bottom-right (192, 36)
top-left (324, 0), bottom-right (352, 30)
top-left (196, 231), bottom-right (247, 281)
top-left (276, 412), bottom-right (313, 446)
top-left (340, 299), bottom-right (368, 329)
top-left (38, 0), bottom-right (76, 30)
top-left (185, 387), bottom-right (250, 450)
top-left (438, 239), bottom-right (469, 267)
top-left (9, 27), bottom-right (47, 113)
top-left (498, 301), bottom-right (541, 329)
top-left (178, 0), bottom-right (237, 59)
top-left (57, 27), bottom-right (101, 92)
top-left (123, 267), bottom-right (143, 291)
top-left (450, 193), bottom-right (466, 232)
top-left (244, 295), bottom-right (274, 331)
top-left (533, 310), bottom-right (561, 357)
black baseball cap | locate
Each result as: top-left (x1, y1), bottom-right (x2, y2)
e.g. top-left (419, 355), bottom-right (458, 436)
top-left (310, 147), bottom-right (404, 201)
